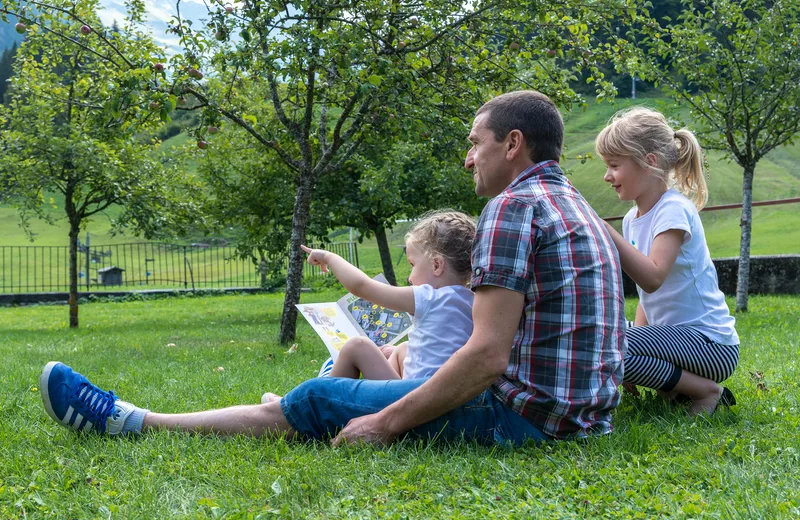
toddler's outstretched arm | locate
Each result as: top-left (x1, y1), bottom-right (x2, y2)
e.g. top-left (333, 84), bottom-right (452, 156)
top-left (301, 245), bottom-right (415, 314)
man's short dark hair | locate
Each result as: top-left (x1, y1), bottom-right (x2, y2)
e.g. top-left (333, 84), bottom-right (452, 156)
top-left (476, 90), bottom-right (563, 163)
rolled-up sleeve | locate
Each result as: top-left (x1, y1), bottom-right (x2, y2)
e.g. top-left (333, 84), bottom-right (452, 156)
top-left (471, 196), bottom-right (535, 294)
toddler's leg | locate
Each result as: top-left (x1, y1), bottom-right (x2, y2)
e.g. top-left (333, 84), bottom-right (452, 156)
top-left (330, 337), bottom-right (401, 380)
top-left (388, 342), bottom-right (408, 378)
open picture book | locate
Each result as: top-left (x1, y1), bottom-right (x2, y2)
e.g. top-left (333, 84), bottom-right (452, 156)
top-left (296, 274), bottom-right (414, 361)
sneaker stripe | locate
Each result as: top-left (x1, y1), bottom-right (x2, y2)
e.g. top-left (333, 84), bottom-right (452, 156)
top-left (72, 412), bottom-right (84, 429)
top-left (62, 406), bottom-right (74, 425)
top-left (318, 357), bottom-right (335, 377)
top-left (82, 421), bottom-right (93, 433)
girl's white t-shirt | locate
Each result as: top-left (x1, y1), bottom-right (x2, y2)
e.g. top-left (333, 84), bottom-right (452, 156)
top-left (623, 189), bottom-right (739, 345)
top-left (403, 284), bottom-right (474, 379)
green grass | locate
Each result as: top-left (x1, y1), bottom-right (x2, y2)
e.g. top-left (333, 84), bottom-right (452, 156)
top-left (1, 294), bottom-right (799, 518)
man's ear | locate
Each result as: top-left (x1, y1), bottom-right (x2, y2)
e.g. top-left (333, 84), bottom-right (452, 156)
top-left (432, 255), bottom-right (446, 276)
top-left (506, 129), bottom-right (527, 161)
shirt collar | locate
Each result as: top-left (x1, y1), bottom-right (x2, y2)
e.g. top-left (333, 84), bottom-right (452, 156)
top-left (507, 160), bottom-right (562, 190)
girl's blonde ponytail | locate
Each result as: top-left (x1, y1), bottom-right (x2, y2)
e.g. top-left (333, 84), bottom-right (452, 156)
top-left (674, 129), bottom-right (708, 209)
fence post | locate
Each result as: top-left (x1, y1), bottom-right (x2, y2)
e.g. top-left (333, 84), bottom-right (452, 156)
top-left (185, 253), bottom-right (195, 291)
top-left (348, 227), bottom-right (354, 264)
top-left (85, 232), bottom-right (91, 291)
top-left (183, 246), bottom-right (188, 289)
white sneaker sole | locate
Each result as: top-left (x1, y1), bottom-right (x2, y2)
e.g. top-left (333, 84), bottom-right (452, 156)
top-left (40, 361), bottom-right (61, 424)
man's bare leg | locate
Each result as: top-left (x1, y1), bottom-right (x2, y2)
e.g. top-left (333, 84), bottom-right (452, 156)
top-left (142, 400), bottom-right (296, 438)
top-left (39, 361), bottom-right (296, 438)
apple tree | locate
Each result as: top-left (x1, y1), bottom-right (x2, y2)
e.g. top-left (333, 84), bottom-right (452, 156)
top-left (3, 0), bottom-right (625, 342)
top-left (185, 0), bottom-right (624, 342)
top-left (312, 137), bottom-right (484, 286)
top-left (0, 0), bottom-right (201, 327)
top-left (626, 0), bottom-right (800, 311)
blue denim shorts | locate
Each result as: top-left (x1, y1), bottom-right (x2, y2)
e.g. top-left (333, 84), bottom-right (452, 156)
top-left (280, 377), bottom-right (551, 446)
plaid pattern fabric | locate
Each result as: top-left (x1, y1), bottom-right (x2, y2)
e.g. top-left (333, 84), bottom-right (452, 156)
top-left (471, 160), bottom-right (626, 439)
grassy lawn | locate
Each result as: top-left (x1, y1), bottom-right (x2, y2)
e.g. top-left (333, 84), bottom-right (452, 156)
top-left (1, 293), bottom-right (798, 518)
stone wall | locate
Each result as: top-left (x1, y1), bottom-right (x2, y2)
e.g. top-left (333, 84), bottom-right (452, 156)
top-left (621, 255), bottom-right (800, 297)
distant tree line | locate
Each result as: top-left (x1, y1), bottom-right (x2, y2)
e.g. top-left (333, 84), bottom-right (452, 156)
top-left (0, 42), bottom-right (17, 103)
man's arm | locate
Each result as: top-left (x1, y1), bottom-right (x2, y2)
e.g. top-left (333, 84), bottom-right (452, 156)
top-left (332, 285), bottom-right (524, 446)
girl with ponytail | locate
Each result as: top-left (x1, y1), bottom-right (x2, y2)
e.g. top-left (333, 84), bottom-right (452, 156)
top-left (596, 107), bottom-right (739, 415)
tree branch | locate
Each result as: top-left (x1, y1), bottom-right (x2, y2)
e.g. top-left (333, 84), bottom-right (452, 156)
top-left (326, 134), bottom-right (366, 174)
top-left (183, 87), bottom-right (303, 172)
top-left (7, 0), bottom-right (135, 68)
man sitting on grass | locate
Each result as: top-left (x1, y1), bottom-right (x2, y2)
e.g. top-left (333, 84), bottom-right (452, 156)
top-left (39, 90), bottom-right (626, 446)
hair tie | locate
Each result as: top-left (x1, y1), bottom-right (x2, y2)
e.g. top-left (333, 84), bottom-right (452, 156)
top-left (673, 132), bottom-right (678, 139)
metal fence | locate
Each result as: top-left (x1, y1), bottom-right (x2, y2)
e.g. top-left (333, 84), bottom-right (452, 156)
top-left (0, 241), bottom-right (358, 294)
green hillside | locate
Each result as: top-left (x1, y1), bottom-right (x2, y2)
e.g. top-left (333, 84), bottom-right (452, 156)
top-left (2, 97), bottom-right (799, 270)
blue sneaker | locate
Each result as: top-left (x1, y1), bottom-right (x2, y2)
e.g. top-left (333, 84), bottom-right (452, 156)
top-left (318, 357), bottom-right (334, 377)
top-left (40, 361), bottom-right (138, 434)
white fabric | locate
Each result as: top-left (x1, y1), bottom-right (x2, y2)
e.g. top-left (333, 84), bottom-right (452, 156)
top-left (106, 400), bottom-right (139, 435)
top-left (402, 284), bottom-right (474, 379)
top-left (623, 189), bottom-right (739, 345)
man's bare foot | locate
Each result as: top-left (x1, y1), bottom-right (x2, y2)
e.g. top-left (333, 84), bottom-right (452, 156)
top-left (688, 385), bottom-right (723, 416)
top-left (260, 392), bottom-right (282, 404)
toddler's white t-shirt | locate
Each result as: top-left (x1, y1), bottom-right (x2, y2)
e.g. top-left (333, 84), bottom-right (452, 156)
top-left (403, 284), bottom-right (474, 379)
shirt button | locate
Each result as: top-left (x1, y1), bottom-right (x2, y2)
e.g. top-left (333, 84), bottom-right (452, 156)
top-left (474, 267), bottom-right (482, 276)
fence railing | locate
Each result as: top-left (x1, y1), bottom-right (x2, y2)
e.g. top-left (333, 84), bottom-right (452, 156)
top-left (603, 197), bottom-right (800, 222)
top-left (0, 241), bottom-right (358, 294)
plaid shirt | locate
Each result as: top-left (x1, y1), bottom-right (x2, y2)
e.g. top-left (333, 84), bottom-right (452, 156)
top-left (471, 160), bottom-right (626, 439)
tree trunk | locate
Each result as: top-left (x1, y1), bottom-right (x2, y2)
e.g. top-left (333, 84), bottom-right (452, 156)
top-left (279, 172), bottom-right (317, 344)
top-left (374, 224), bottom-right (398, 286)
top-left (735, 164), bottom-right (755, 313)
top-left (68, 223), bottom-right (80, 328)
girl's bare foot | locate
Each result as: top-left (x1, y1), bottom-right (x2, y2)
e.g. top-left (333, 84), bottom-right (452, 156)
top-left (622, 382), bottom-right (641, 397)
top-left (657, 389), bottom-right (679, 402)
top-left (260, 392), bottom-right (282, 404)
top-left (688, 385), bottom-right (723, 416)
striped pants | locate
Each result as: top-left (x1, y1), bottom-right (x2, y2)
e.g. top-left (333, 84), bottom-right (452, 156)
top-left (623, 325), bottom-right (739, 391)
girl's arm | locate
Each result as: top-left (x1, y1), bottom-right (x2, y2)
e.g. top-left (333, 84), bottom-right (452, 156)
top-left (634, 302), bottom-right (648, 326)
top-left (603, 222), bottom-right (684, 294)
top-left (301, 245), bottom-right (415, 313)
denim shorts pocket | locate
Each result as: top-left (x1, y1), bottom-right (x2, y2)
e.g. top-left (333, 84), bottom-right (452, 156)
top-left (462, 390), bottom-right (493, 409)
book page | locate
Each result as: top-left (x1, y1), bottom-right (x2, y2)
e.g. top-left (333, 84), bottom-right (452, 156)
top-left (336, 275), bottom-right (414, 347)
top-left (296, 303), bottom-right (362, 361)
